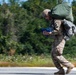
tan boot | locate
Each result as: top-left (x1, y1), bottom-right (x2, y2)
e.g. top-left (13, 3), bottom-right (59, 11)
top-left (54, 69), bottom-right (65, 74)
top-left (66, 65), bottom-right (74, 74)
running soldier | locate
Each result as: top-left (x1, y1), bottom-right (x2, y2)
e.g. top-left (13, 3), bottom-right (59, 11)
top-left (42, 9), bottom-right (74, 74)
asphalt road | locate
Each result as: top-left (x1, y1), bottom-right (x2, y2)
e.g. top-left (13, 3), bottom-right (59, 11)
top-left (0, 67), bottom-right (75, 75)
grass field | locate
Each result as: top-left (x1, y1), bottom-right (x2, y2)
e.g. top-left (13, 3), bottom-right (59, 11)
top-left (0, 54), bottom-right (76, 67)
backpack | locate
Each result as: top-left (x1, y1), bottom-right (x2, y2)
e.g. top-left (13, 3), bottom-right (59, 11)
top-left (50, 2), bottom-right (74, 22)
top-left (63, 19), bottom-right (76, 41)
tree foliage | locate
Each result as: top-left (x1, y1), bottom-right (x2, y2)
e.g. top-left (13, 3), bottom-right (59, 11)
top-left (0, 0), bottom-right (76, 55)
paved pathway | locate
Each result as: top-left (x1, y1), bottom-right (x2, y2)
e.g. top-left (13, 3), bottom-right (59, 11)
top-left (0, 67), bottom-right (76, 75)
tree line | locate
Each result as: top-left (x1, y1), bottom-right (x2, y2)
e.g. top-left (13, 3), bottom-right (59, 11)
top-left (0, 0), bottom-right (76, 56)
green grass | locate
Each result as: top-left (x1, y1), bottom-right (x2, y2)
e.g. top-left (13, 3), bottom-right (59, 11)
top-left (0, 54), bottom-right (76, 67)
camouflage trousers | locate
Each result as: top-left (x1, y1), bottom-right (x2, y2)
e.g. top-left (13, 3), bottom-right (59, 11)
top-left (51, 38), bottom-right (74, 70)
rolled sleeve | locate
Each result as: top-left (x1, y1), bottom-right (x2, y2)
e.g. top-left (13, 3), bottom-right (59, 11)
top-left (52, 19), bottom-right (62, 35)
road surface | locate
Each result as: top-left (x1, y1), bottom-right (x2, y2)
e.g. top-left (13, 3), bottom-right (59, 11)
top-left (0, 67), bottom-right (76, 75)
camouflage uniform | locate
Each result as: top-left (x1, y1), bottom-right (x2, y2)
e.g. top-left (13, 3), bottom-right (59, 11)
top-left (51, 19), bottom-right (74, 70)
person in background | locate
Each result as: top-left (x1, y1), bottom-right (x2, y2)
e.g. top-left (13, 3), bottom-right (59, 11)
top-left (42, 9), bottom-right (74, 74)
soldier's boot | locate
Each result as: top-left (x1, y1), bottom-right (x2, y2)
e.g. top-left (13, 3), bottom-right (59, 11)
top-left (54, 69), bottom-right (65, 74)
top-left (66, 64), bottom-right (74, 74)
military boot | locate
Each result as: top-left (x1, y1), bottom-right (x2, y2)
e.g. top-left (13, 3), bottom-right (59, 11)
top-left (54, 69), bottom-right (65, 74)
top-left (66, 65), bottom-right (74, 74)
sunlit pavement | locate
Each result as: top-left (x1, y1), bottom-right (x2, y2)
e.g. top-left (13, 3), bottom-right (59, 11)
top-left (0, 67), bottom-right (76, 75)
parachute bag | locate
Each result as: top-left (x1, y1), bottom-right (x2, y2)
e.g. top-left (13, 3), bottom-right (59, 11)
top-left (63, 19), bottom-right (76, 41)
top-left (51, 2), bottom-right (74, 22)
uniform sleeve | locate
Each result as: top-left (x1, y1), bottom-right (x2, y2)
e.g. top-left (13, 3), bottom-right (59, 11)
top-left (52, 19), bottom-right (62, 35)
